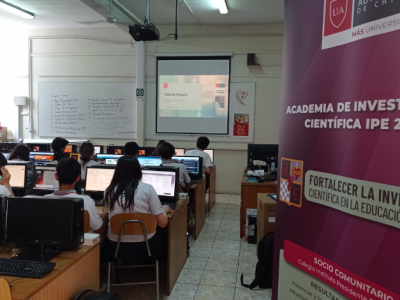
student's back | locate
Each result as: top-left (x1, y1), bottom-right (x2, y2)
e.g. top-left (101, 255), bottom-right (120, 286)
top-left (185, 136), bottom-right (213, 174)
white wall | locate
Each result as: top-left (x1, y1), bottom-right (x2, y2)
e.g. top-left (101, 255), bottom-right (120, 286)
top-left (2, 24), bottom-right (283, 194)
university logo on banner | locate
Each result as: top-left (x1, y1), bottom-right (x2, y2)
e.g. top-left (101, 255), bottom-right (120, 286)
top-left (280, 158), bottom-right (304, 207)
top-left (324, 0), bottom-right (352, 36)
top-left (322, 0), bottom-right (400, 49)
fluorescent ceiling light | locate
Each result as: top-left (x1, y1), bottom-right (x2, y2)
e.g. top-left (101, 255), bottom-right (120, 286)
top-left (215, 0), bottom-right (228, 14)
top-left (0, 1), bottom-right (34, 19)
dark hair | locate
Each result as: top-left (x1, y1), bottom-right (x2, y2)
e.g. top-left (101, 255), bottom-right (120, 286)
top-left (56, 158), bottom-right (81, 185)
top-left (52, 137), bottom-right (69, 152)
top-left (9, 144), bottom-right (30, 161)
top-left (104, 156), bottom-right (142, 212)
top-left (0, 153), bottom-right (7, 167)
top-left (80, 142), bottom-right (94, 167)
top-left (151, 140), bottom-right (166, 156)
top-left (197, 136), bottom-right (210, 150)
top-left (158, 142), bottom-right (175, 159)
top-left (124, 142), bottom-right (139, 156)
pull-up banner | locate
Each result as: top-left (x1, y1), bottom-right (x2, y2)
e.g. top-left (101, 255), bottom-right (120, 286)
top-left (274, 1), bottom-right (400, 300)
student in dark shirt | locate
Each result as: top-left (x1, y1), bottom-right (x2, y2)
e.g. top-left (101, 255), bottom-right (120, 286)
top-left (8, 144), bottom-right (30, 161)
top-left (51, 137), bottom-right (69, 162)
top-left (124, 142), bottom-right (140, 157)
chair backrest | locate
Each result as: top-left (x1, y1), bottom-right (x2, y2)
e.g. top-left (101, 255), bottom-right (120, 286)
top-left (84, 210), bottom-right (90, 233)
top-left (0, 278), bottom-right (12, 300)
top-left (110, 213), bottom-right (157, 236)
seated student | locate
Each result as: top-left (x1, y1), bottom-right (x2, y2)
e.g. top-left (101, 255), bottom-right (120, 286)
top-left (151, 140), bottom-right (166, 156)
top-left (124, 141), bottom-right (140, 157)
top-left (79, 142), bottom-right (100, 180)
top-left (102, 155), bottom-right (171, 264)
top-left (45, 158), bottom-right (107, 234)
top-left (51, 137), bottom-right (69, 162)
top-left (159, 142), bottom-right (192, 190)
top-left (8, 144), bottom-right (30, 161)
top-left (0, 153), bottom-right (13, 196)
top-left (185, 136), bottom-right (213, 175)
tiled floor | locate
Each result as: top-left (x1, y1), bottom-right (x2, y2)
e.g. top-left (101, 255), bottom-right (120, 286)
top-left (108, 194), bottom-right (272, 300)
top-left (165, 194), bottom-right (272, 300)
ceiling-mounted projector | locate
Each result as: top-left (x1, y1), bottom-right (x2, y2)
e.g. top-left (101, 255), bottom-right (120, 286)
top-left (129, 23), bottom-right (160, 42)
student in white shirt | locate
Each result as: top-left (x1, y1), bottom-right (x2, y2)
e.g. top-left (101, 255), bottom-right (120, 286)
top-left (159, 142), bottom-right (192, 191)
top-left (185, 136), bottom-right (213, 175)
top-left (0, 154), bottom-right (13, 196)
top-left (79, 142), bottom-right (100, 180)
top-left (102, 155), bottom-right (171, 264)
top-left (45, 158), bottom-right (107, 234)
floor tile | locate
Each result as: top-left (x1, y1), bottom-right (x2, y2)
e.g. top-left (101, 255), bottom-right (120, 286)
top-left (205, 258), bottom-right (238, 272)
top-left (214, 203), bottom-right (228, 208)
top-left (239, 249), bottom-right (257, 261)
top-left (202, 223), bottom-right (221, 231)
top-left (190, 238), bottom-right (215, 248)
top-left (206, 212), bottom-right (225, 220)
top-left (216, 194), bottom-right (231, 198)
top-left (221, 219), bottom-right (240, 226)
top-left (234, 287), bottom-right (272, 300)
top-left (223, 212), bottom-right (240, 218)
top-left (194, 285), bottom-right (235, 300)
top-left (200, 270), bottom-right (237, 287)
top-left (229, 198), bottom-right (241, 204)
top-left (184, 257), bottom-right (208, 270)
top-left (219, 225), bottom-right (241, 233)
top-left (213, 240), bottom-right (241, 250)
top-left (216, 231), bottom-right (241, 242)
top-left (223, 214), bottom-right (240, 221)
top-left (197, 230), bottom-right (218, 239)
top-left (238, 260), bottom-right (257, 273)
top-left (212, 207), bottom-right (227, 213)
top-left (189, 247), bottom-right (212, 258)
top-left (177, 269), bottom-right (204, 284)
top-left (215, 197), bottom-right (230, 203)
top-left (210, 248), bottom-right (240, 260)
top-left (168, 283), bottom-right (199, 300)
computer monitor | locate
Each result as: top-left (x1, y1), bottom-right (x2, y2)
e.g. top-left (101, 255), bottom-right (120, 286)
top-left (93, 145), bottom-right (104, 155)
top-left (175, 148), bottom-right (185, 156)
top-left (85, 165), bottom-right (116, 194)
top-left (70, 153), bottom-right (80, 161)
top-left (0, 143), bottom-right (18, 151)
top-left (96, 154), bottom-right (122, 165)
top-left (63, 144), bottom-right (78, 154)
top-left (4, 197), bottom-right (84, 250)
top-left (247, 144), bottom-right (279, 171)
top-left (34, 166), bottom-right (58, 190)
top-left (6, 164), bottom-right (26, 188)
top-left (26, 143), bottom-right (50, 152)
top-left (141, 166), bottom-right (179, 203)
top-left (171, 156), bottom-right (203, 180)
top-left (29, 152), bottom-right (54, 165)
top-left (107, 146), bottom-right (124, 155)
top-left (139, 147), bottom-right (156, 156)
top-left (137, 156), bottom-right (162, 167)
top-left (204, 149), bottom-right (214, 162)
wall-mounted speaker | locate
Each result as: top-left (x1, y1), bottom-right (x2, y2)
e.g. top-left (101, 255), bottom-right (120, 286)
top-left (247, 53), bottom-right (256, 66)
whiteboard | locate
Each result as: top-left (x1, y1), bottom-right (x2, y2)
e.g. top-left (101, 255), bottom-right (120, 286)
top-left (38, 82), bottom-right (137, 139)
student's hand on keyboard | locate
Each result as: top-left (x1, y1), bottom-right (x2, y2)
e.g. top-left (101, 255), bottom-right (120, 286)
top-left (163, 205), bottom-right (172, 214)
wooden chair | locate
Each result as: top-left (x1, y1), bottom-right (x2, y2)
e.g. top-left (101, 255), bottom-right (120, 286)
top-left (84, 211), bottom-right (90, 233)
top-left (107, 213), bottom-right (158, 299)
top-left (0, 278), bottom-right (12, 300)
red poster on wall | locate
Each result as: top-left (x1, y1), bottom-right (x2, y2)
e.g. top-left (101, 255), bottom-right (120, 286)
top-left (275, 1), bottom-right (400, 299)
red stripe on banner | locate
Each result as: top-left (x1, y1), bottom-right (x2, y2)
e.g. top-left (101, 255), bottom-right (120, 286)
top-left (284, 240), bottom-right (400, 300)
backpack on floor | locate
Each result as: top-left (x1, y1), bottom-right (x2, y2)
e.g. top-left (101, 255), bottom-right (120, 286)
top-left (240, 233), bottom-right (274, 289)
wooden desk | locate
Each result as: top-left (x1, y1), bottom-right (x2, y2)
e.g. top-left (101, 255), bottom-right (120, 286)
top-left (206, 167), bottom-right (217, 213)
top-left (96, 200), bottom-right (188, 296)
top-left (240, 168), bottom-right (277, 238)
top-left (2, 244), bottom-right (100, 300)
top-left (188, 179), bottom-right (206, 240)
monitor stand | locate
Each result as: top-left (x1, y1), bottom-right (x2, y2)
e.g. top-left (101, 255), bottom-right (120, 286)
top-left (12, 245), bottom-right (62, 262)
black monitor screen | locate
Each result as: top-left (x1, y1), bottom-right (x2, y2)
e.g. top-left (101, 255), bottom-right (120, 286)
top-left (139, 147), bottom-right (156, 156)
top-left (107, 146), bottom-right (124, 155)
top-left (5, 198), bottom-right (72, 244)
top-left (27, 143), bottom-right (50, 152)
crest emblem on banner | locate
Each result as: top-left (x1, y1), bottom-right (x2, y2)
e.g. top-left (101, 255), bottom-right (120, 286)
top-left (280, 158), bottom-right (304, 207)
top-left (330, 0), bottom-right (348, 28)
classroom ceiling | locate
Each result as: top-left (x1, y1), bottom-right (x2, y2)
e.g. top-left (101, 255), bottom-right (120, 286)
top-left (0, 0), bottom-right (284, 28)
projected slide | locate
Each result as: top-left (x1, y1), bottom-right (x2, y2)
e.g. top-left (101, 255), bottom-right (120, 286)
top-left (157, 58), bottom-right (230, 135)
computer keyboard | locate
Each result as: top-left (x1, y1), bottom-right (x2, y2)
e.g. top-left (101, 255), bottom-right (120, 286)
top-left (0, 258), bottom-right (56, 278)
top-left (94, 199), bottom-right (104, 206)
top-left (161, 202), bottom-right (177, 210)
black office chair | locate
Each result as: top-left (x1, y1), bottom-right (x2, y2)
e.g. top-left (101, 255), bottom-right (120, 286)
top-left (75, 289), bottom-right (122, 300)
